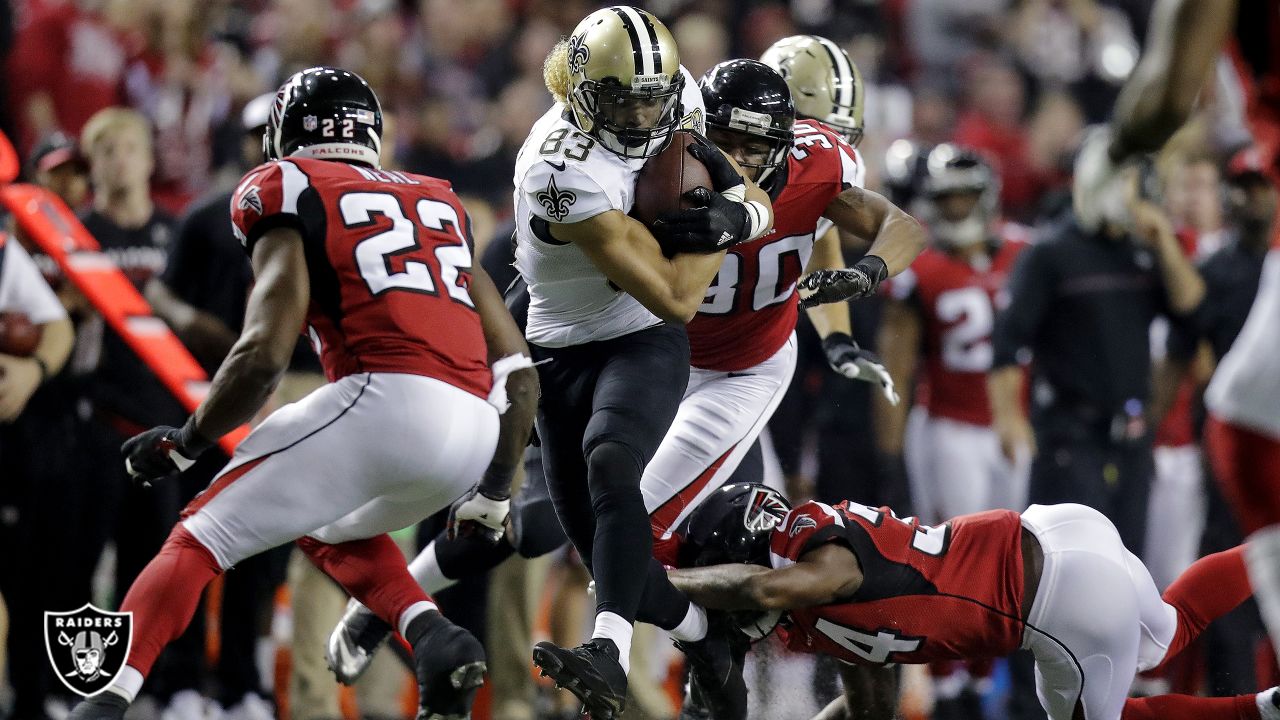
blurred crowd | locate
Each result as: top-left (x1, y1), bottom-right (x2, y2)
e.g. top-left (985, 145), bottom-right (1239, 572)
top-left (0, 1), bottom-right (1275, 720)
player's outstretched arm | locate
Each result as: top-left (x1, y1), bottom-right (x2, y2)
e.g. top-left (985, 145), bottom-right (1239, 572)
top-left (873, 297), bottom-right (921, 455)
top-left (1110, 0), bottom-right (1237, 160)
top-left (824, 186), bottom-right (925, 278)
top-left (473, 265), bottom-right (538, 492)
top-left (799, 188), bottom-right (925, 307)
top-left (193, 226), bottom-right (311, 441)
top-left (668, 543), bottom-right (864, 611)
top-left (554, 210), bottom-right (726, 323)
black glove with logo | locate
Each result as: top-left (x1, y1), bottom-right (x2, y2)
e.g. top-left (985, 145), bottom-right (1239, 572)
top-left (822, 332), bottom-right (900, 405)
top-left (798, 255), bottom-right (889, 307)
top-left (654, 135), bottom-right (752, 255)
top-left (121, 418), bottom-right (214, 487)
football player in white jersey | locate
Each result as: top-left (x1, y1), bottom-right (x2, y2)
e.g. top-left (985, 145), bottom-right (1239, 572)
top-left (514, 8), bottom-right (772, 719)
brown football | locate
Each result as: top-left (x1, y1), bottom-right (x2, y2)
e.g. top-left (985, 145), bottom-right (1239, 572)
top-left (631, 130), bottom-right (714, 229)
top-left (0, 312), bottom-right (40, 357)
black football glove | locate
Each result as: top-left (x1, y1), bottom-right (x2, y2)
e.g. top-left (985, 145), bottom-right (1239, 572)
top-left (654, 187), bottom-right (750, 254)
top-left (798, 255), bottom-right (889, 307)
top-left (822, 332), bottom-right (900, 405)
top-left (121, 418), bottom-right (213, 487)
top-left (686, 132), bottom-right (746, 193)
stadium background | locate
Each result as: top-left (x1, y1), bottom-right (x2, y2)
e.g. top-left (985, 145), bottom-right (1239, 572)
top-left (0, 1), bottom-right (1272, 720)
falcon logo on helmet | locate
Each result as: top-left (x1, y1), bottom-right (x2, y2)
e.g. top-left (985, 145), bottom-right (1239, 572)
top-left (745, 486), bottom-right (789, 532)
top-left (263, 66), bottom-right (384, 169)
top-left (761, 35), bottom-right (865, 147)
top-left (563, 6), bottom-right (684, 159)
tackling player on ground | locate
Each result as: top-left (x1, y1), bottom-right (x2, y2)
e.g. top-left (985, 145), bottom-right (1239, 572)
top-left (67, 67), bottom-right (538, 720)
top-left (1072, 0), bottom-right (1280, 660)
top-left (669, 484), bottom-right (1280, 720)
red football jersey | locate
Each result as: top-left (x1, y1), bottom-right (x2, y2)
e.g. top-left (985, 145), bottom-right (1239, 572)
top-left (888, 225), bottom-right (1030, 425)
top-left (230, 158), bottom-right (491, 398)
top-left (688, 120), bottom-right (863, 371)
top-left (771, 500), bottom-right (1027, 666)
top-left (1229, 1), bottom-right (1280, 201)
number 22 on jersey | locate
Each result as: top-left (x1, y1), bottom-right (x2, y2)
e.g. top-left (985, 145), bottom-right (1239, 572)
top-left (340, 191), bottom-right (475, 307)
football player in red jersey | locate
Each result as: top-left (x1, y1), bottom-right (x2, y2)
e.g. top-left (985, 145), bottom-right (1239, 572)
top-left (643, 58), bottom-right (924, 567)
top-left (669, 484), bottom-right (1280, 720)
top-left (876, 145), bottom-right (1031, 526)
top-left (69, 67), bottom-right (538, 720)
top-left (1073, 0), bottom-right (1280, 662)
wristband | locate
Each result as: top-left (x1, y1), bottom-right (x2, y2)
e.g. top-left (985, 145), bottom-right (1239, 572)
top-left (854, 255), bottom-right (888, 291)
top-left (176, 415), bottom-right (215, 458)
top-left (742, 200), bottom-right (771, 241)
top-left (478, 462), bottom-right (516, 499)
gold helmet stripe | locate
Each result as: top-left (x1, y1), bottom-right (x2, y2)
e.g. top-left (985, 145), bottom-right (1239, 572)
top-left (611, 6), bottom-right (656, 76)
top-left (813, 35), bottom-right (855, 117)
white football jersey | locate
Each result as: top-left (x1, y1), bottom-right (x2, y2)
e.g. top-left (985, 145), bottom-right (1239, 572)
top-left (1205, 249), bottom-right (1280, 438)
top-left (514, 66), bottom-right (705, 347)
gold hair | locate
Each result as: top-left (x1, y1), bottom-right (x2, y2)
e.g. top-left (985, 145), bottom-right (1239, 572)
top-left (80, 106), bottom-right (152, 156)
top-left (543, 38), bottom-right (571, 105)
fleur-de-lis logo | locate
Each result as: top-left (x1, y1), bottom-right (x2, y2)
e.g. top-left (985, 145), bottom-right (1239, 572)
top-left (567, 33), bottom-right (590, 76)
top-left (536, 174), bottom-right (576, 222)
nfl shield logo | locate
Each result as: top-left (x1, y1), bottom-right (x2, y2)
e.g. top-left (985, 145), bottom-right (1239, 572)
top-left (44, 604), bottom-right (132, 697)
top-left (303, 115), bottom-right (319, 132)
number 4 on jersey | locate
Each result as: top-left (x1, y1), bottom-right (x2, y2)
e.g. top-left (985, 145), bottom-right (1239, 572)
top-left (814, 618), bottom-right (922, 665)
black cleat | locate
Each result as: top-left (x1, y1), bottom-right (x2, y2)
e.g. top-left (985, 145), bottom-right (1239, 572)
top-left (410, 612), bottom-right (487, 720)
top-left (674, 614), bottom-right (749, 720)
top-left (532, 639), bottom-right (628, 720)
top-left (67, 692), bottom-right (128, 720)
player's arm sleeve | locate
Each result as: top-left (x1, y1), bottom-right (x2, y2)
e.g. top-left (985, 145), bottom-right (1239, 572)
top-left (991, 241), bottom-right (1052, 369)
top-left (0, 240), bottom-right (67, 324)
top-left (521, 162), bottom-right (616, 226)
top-left (231, 161), bottom-right (313, 254)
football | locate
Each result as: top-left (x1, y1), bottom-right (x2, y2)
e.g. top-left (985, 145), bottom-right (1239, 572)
top-left (631, 130), bottom-right (715, 229)
top-left (0, 312), bottom-right (41, 357)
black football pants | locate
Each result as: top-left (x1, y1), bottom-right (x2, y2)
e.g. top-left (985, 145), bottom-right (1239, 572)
top-left (530, 323), bottom-right (692, 630)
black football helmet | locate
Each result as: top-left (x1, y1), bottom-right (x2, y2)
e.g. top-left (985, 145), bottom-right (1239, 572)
top-left (264, 67), bottom-right (383, 168)
top-left (678, 483), bottom-right (791, 641)
top-left (678, 483), bottom-right (791, 569)
top-left (882, 138), bottom-right (932, 211)
top-left (918, 144), bottom-right (1000, 249)
top-left (700, 60), bottom-right (795, 189)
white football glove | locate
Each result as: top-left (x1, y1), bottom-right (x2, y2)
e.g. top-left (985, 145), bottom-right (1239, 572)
top-left (823, 333), bottom-right (900, 406)
top-left (1072, 125), bottom-right (1133, 234)
top-left (447, 485), bottom-right (511, 544)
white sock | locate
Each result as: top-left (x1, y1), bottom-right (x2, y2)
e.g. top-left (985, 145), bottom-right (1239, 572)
top-left (1257, 687), bottom-right (1280, 720)
top-left (397, 600), bottom-right (439, 639)
top-left (1246, 525), bottom-right (1280, 658)
top-left (107, 665), bottom-right (144, 703)
top-left (407, 541), bottom-right (458, 595)
top-left (669, 602), bottom-right (708, 642)
top-left (592, 611), bottom-right (633, 675)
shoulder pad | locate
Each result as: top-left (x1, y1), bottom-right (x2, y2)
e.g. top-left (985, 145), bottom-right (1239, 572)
top-left (521, 159), bottom-right (614, 224)
top-left (769, 501), bottom-right (846, 568)
top-left (230, 160), bottom-right (312, 250)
